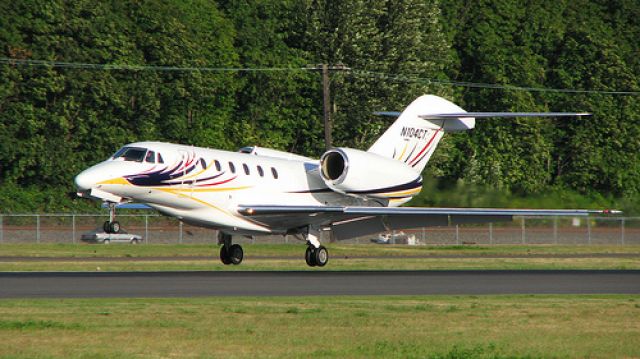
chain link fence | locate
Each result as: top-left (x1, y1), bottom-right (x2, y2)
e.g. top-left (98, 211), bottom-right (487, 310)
top-left (0, 213), bottom-right (638, 245)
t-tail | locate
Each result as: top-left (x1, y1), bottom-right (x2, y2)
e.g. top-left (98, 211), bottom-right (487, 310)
top-left (367, 95), bottom-right (475, 173)
top-left (367, 95), bottom-right (590, 173)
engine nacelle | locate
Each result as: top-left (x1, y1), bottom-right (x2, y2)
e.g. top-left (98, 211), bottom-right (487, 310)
top-left (319, 147), bottom-right (422, 199)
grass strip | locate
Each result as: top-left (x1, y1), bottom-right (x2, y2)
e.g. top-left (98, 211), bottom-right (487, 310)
top-left (0, 295), bottom-right (638, 358)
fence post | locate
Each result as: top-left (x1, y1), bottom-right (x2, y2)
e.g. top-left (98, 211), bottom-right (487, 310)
top-left (553, 217), bottom-right (558, 244)
top-left (0, 215), bottom-right (3, 243)
top-left (587, 219), bottom-right (592, 245)
top-left (521, 217), bottom-right (525, 244)
top-left (621, 218), bottom-right (625, 245)
top-left (72, 215), bottom-right (76, 244)
top-left (36, 214), bottom-right (41, 243)
top-left (455, 225), bottom-right (459, 245)
top-left (489, 223), bottom-right (493, 245)
top-left (145, 215), bottom-right (149, 244)
top-left (179, 221), bottom-right (183, 244)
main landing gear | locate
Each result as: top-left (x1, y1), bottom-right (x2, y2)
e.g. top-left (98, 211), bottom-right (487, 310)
top-left (218, 232), bottom-right (243, 265)
top-left (216, 228), bottom-right (328, 267)
top-left (103, 202), bottom-right (121, 234)
top-left (304, 228), bottom-right (328, 267)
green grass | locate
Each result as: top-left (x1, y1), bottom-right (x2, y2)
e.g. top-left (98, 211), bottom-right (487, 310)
top-left (1, 244), bottom-right (639, 271)
top-left (2, 243), bottom-right (640, 258)
top-left (0, 295), bottom-right (638, 358)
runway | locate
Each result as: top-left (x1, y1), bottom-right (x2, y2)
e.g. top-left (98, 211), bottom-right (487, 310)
top-left (1, 270), bottom-right (639, 298)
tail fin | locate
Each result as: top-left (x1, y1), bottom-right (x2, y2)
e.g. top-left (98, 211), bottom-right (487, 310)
top-left (367, 95), bottom-right (474, 173)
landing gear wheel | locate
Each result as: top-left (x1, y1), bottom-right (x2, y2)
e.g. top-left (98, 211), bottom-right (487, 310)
top-left (103, 221), bottom-right (111, 233)
top-left (305, 246), bottom-right (317, 267)
top-left (314, 246), bottom-right (328, 267)
top-left (228, 244), bottom-right (243, 265)
top-left (219, 245), bottom-right (232, 265)
top-left (109, 221), bottom-right (121, 234)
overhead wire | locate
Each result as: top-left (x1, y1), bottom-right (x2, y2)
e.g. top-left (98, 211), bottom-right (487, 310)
top-left (350, 70), bottom-right (640, 96)
top-left (2, 57), bottom-right (639, 95)
top-left (0, 58), bottom-right (308, 72)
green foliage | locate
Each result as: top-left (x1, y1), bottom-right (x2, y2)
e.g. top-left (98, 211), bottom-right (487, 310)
top-left (437, 0), bottom-right (640, 205)
top-left (0, 0), bottom-right (639, 212)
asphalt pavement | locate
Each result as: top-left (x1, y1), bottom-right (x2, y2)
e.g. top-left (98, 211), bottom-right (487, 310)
top-left (1, 270), bottom-right (638, 298)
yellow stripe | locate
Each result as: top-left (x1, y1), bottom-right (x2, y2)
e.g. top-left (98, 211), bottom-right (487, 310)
top-left (152, 186), bottom-right (251, 194)
top-left (397, 141), bottom-right (409, 161)
top-left (159, 188), bottom-right (268, 230)
top-left (97, 177), bottom-right (130, 185)
top-left (376, 186), bottom-right (422, 198)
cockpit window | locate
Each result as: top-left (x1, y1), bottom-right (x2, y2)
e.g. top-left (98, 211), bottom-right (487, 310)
top-left (145, 151), bottom-right (156, 163)
top-left (113, 147), bottom-right (148, 162)
top-left (157, 153), bottom-right (164, 163)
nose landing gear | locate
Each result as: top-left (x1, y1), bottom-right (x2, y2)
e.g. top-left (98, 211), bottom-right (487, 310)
top-left (103, 202), bottom-right (120, 234)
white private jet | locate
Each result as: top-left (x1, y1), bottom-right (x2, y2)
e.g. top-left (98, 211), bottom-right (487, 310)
top-left (75, 95), bottom-right (611, 267)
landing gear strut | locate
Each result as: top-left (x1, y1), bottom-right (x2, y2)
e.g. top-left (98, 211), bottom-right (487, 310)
top-left (218, 232), bottom-right (243, 265)
top-left (304, 228), bottom-right (328, 267)
top-left (103, 202), bottom-right (121, 234)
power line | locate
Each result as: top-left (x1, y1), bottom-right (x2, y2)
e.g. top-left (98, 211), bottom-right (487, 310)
top-left (350, 70), bottom-right (640, 96)
top-left (0, 58), bottom-right (309, 72)
top-left (2, 57), bottom-right (639, 95)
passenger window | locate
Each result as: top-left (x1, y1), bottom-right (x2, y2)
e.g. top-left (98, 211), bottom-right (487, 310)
top-left (243, 164), bottom-right (250, 175)
top-left (257, 166), bottom-right (264, 177)
top-left (157, 153), bottom-right (164, 163)
top-left (200, 158), bottom-right (207, 169)
top-left (229, 162), bottom-right (236, 173)
top-left (214, 160), bottom-right (221, 171)
top-left (145, 151), bottom-right (156, 163)
top-left (271, 167), bottom-right (278, 179)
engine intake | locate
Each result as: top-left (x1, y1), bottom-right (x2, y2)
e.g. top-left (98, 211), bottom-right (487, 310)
top-left (320, 150), bottom-right (348, 182)
top-left (319, 148), bottom-right (422, 199)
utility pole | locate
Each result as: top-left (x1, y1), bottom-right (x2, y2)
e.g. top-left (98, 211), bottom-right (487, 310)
top-left (308, 64), bottom-right (350, 151)
top-left (321, 64), bottom-right (331, 151)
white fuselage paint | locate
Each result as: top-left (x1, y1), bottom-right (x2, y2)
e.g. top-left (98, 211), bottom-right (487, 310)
top-left (75, 141), bottom-right (392, 236)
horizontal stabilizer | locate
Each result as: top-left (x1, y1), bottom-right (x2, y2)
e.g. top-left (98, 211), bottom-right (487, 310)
top-left (419, 112), bottom-right (591, 119)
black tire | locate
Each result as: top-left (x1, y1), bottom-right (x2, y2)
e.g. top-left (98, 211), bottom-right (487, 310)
top-left (109, 221), bottom-right (121, 234)
top-left (305, 246), bottom-right (317, 267)
top-left (314, 246), bottom-right (328, 267)
top-left (229, 244), bottom-right (243, 265)
top-left (103, 221), bottom-right (111, 233)
top-left (103, 239), bottom-right (110, 244)
top-left (131, 238), bottom-right (139, 244)
top-left (219, 245), bottom-right (232, 265)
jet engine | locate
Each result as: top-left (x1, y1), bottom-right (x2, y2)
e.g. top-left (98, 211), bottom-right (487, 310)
top-left (319, 147), bottom-right (421, 198)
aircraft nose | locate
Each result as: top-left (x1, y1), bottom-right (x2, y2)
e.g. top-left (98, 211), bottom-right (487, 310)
top-left (74, 170), bottom-right (96, 192)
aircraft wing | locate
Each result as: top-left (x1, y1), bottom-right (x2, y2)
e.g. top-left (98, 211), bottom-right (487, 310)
top-left (237, 205), bottom-right (616, 240)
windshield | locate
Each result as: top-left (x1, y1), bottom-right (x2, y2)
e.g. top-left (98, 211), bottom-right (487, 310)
top-left (112, 147), bottom-right (148, 162)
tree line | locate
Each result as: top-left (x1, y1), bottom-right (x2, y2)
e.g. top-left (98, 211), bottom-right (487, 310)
top-left (0, 0), bottom-right (638, 212)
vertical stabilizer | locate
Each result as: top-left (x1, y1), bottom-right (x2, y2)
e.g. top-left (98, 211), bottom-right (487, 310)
top-left (367, 95), bottom-right (475, 173)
